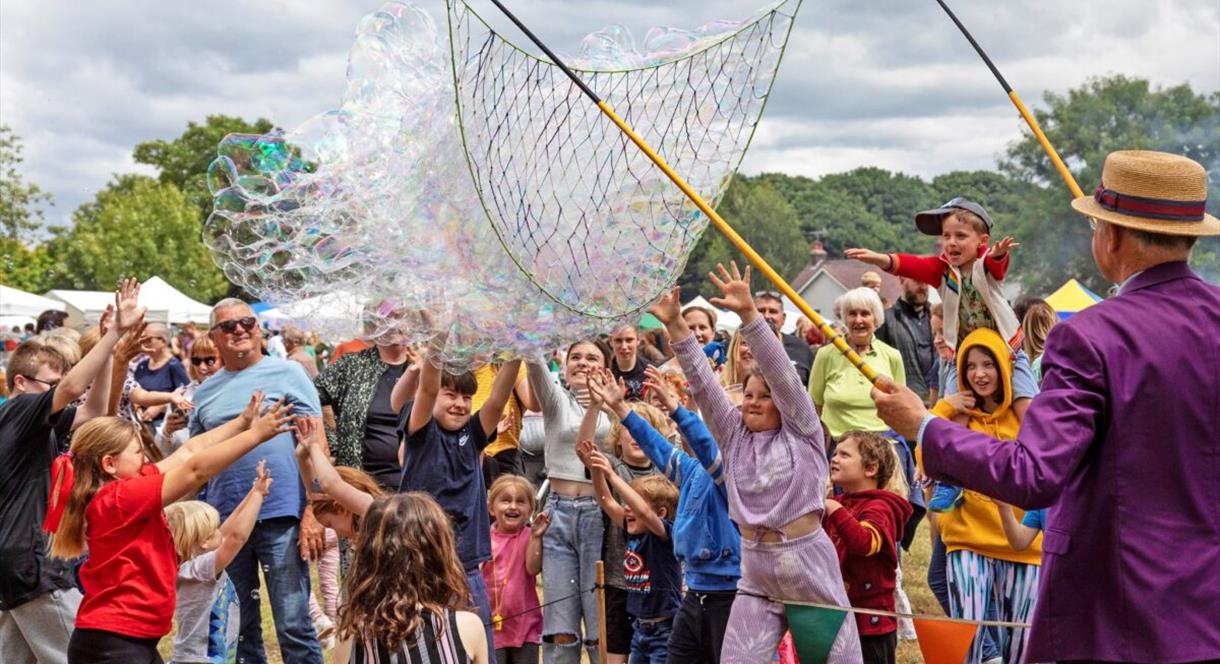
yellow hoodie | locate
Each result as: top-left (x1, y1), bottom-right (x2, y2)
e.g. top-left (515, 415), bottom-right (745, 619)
top-left (928, 328), bottom-right (1042, 565)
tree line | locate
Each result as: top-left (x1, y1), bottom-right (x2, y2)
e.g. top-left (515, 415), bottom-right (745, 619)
top-left (3, 76), bottom-right (1216, 305)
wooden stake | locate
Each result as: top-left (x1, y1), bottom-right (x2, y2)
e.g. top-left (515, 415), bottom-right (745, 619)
top-left (595, 560), bottom-right (608, 663)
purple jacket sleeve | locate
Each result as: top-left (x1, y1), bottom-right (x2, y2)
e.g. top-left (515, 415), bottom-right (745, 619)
top-left (922, 321), bottom-right (1105, 509)
top-left (672, 331), bottom-right (739, 452)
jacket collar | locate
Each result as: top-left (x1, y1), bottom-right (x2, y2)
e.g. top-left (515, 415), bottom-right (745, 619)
top-left (1119, 261), bottom-right (1198, 295)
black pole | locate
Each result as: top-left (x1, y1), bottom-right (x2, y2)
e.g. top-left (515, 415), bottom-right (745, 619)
top-left (484, 0), bottom-right (603, 103)
top-left (934, 0), bottom-right (1012, 94)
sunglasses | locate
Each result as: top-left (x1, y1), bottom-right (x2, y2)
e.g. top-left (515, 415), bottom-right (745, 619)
top-left (754, 290), bottom-right (782, 301)
top-left (22, 375), bottom-right (60, 388)
top-left (212, 317), bottom-right (258, 334)
top-left (191, 356), bottom-right (219, 367)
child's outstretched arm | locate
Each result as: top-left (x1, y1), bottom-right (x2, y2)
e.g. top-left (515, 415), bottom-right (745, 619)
top-left (407, 350), bottom-right (440, 437)
top-left (631, 368), bottom-right (706, 484)
top-left (159, 398), bottom-right (294, 507)
top-left (844, 247), bottom-right (892, 269)
top-left (650, 287), bottom-right (738, 446)
top-left (823, 499), bottom-right (893, 557)
top-left (575, 367), bottom-right (610, 448)
top-left (996, 501), bottom-right (1039, 552)
top-left (478, 359), bottom-right (523, 438)
top-left (577, 440), bottom-right (625, 523)
top-left (163, 392), bottom-right (264, 475)
top-left (850, 247), bottom-right (945, 288)
top-left (213, 460), bottom-right (273, 572)
top-left (601, 460), bottom-right (668, 540)
top-left (984, 236), bottom-right (1019, 280)
top-left (298, 416), bottom-right (374, 518)
top-left (389, 362), bottom-right (421, 415)
top-left (525, 512), bottom-right (549, 576)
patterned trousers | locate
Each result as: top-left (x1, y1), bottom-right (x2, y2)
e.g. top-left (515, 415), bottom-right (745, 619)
top-left (946, 549), bottom-right (1039, 664)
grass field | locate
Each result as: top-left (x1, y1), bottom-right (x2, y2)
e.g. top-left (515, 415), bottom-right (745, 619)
top-left (158, 521), bottom-right (942, 663)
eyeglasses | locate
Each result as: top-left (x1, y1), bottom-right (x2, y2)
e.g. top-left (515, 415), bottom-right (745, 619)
top-left (21, 375), bottom-right (60, 388)
top-left (191, 356), bottom-right (218, 367)
top-left (212, 317), bottom-right (258, 334)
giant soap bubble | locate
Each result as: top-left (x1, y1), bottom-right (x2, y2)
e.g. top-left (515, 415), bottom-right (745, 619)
top-left (205, 0), bottom-right (800, 365)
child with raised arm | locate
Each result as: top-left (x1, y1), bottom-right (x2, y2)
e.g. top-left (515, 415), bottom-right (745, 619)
top-left (295, 416), bottom-right (384, 540)
top-left (399, 351), bottom-right (524, 649)
top-left (846, 198), bottom-right (1036, 423)
top-left (165, 460), bottom-right (274, 664)
top-left (823, 432), bottom-right (913, 664)
top-left (649, 263), bottom-right (861, 663)
top-left (482, 475), bottom-right (549, 663)
top-left (588, 366), bottom-right (741, 663)
top-left (45, 393), bottom-right (292, 663)
top-left (577, 440), bottom-right (681, 664)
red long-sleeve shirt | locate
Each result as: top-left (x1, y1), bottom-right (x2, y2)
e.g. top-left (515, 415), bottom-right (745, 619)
top-left (824, 489), bottom-right (912, 636)
top-left (888, 249), bottom-right (1009, 288)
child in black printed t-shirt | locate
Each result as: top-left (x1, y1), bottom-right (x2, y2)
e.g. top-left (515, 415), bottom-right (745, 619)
top-left (579, 441), bottom-right (682, 663)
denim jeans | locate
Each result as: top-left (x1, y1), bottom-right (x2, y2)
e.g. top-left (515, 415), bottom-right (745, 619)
top-left (541, 495), bottom-right (604, 664)
top-left (468, 567), bottom-right (494, 658)
top-left (928, 532), bottom-right (951, 615)
top-left (629, 618), bottom-right (672, 664)
top-left (226, 516), bottom-right (322, 664)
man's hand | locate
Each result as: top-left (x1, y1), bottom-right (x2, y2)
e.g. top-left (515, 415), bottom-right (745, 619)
top-left (870, 376), bottom-right (930, 440)
top-left (844, 248), bottom-right (891, 269)
top-left (299, 506), bottom-right (325, 561)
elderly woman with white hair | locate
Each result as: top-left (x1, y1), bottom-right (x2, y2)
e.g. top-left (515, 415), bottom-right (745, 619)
top-left (808, 287), bottom-right (906, 439)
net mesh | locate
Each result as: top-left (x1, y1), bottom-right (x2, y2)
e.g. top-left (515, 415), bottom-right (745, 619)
top-left (447, 0), bottom-right (800, 319)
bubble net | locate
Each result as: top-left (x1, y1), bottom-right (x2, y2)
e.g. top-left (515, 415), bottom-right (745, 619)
top-left (203, 0), bottom-right (800, 365)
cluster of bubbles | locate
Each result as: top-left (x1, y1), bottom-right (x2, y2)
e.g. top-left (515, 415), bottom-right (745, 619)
top-left (204, 0), bottom-right (794, 366)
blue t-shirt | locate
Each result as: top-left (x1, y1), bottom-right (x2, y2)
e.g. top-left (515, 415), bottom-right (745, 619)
top-left (1021, 508), bottom-right (1048, 531)
top-left (397, 408), bottom-right (493, 570)
top-left (134, 356), bottom-right (190, 394)
top-left (624, 519), bottom-right (682, 620)
top-left (188, 357), bottom-right (320, 519)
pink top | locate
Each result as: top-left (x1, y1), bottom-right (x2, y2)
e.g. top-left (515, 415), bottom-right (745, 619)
top-left (481, 528), bottom-right (541, 649)
top-left (673, 316), bottom-right (828, 530)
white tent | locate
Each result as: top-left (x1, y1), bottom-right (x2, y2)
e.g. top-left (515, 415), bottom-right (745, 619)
top-left (139, 277), bottom-right (212, 325)
top-left (1, 285), bottom-right (67, 318)
top-left (683, 295), bottom-right (741, 333)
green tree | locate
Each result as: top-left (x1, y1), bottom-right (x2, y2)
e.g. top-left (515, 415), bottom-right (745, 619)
top-left (0, 237), bottom-right (56, 292)
top-left (1001, 75), bottom-right (1220, 292)
top-left (0, 125), bottom-right (53, 242)
top-left (680, 178), bottom-right (808, 299)
top-left (53, 176), bottom-right (230, 301)
top-left (133, 115), bottom-right (275, 214)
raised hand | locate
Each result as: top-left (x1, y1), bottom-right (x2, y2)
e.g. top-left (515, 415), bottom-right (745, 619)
top-left (844, 248), bottom-right (890, 268)
top-left (113, 278), bottom-right (147, 334)
top-left (251, 398), bottom-right (294, 442)
top-left (585, 369), bottom-right (608, 411)
top-left (576, 439), bottom-right (613, 474)
top-left (643, 366), bottom-right (679, 413)
top-left (530, 511), bottom-right (551, 538)
top-left (989, 236), bottom-right (1020, 259)
top-left (115, 321), bottom-right (148, 364)
top-left (169, 391), bottom-right (194, 412)
top-left (588, 370), bottom-right (628, 412)
top-left (648, 287), bottom-right (683, 325)
top-left (708, 262), bottom-right (754, 317)
top-left (252, 459), bottom-right (273, 496)
top-left (240, 391), bottom-right (266, 428)
top-left (98, 304), bottom-right (114, 336)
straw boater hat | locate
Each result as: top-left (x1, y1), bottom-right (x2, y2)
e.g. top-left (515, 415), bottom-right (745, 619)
top-left (1071, 150), bottom-right (1220, 236)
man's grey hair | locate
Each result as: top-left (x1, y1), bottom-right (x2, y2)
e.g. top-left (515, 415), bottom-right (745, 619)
top-left (210, 298), bottom-right (256, 328)
top-left (835, 287), bottom-right (886, 328)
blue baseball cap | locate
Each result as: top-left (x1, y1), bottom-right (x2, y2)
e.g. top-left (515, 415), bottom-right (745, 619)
top-left (915, 197), bottom-right (994, 236)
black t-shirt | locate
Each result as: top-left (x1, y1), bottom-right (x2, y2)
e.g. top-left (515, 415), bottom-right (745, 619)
top-left (397, 407), bottom-right (494, 570)
top-left (624, 519), bottom-right (682, 620)
top-left (0, 389), bottom-right (78, 609)
top-left (782, 333), bottom-right (815, 386)
top-left (611, 356), bottom-right (651, 402)
top-left (362, 363), bottom-right (406, 490)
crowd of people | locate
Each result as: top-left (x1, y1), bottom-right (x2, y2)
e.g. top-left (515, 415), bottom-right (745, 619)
top-left (0, 149), bottom-right (1216, 664)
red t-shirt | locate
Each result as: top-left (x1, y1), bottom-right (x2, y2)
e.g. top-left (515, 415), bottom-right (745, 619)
top-left (76, 464), bottom-right (177, 638)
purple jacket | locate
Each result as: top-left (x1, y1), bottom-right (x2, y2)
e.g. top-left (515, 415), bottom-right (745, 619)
top-left (922, 261), bottom-right (1220, 663)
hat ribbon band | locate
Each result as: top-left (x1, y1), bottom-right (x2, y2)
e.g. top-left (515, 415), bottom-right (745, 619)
top-left (1094, 185), bottom-right (1206, 222)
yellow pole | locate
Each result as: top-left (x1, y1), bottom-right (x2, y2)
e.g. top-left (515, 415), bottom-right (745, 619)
top-left (1008, 91), bottom-right (1085, 198)
top-left (596, 101), bottom-right (882, 384)
top-left (595, 560), bottom-right (609, 663)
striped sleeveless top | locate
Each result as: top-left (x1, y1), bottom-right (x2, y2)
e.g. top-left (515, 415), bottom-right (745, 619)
top-left (348, 608), bottom-right (471, 664)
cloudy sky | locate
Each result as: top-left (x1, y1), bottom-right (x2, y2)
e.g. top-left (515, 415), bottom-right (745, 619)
top-left (2, 0), bottom-right (1217, 229)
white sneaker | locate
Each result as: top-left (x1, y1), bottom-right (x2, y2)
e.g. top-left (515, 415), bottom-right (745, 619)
top-left (982, 658), bottom-right (1003, 664)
